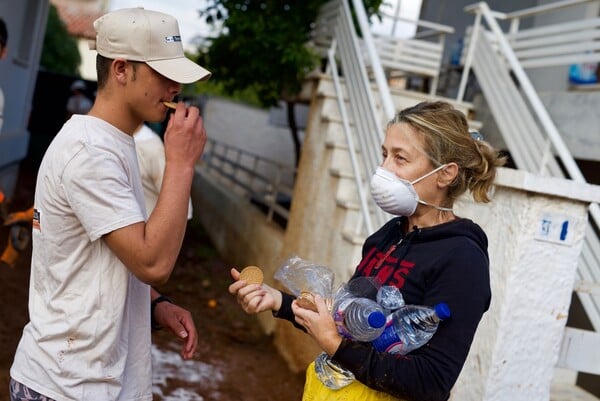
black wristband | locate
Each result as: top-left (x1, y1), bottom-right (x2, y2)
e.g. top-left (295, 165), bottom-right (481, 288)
top-left (151, 295), bottom-right (173, 331)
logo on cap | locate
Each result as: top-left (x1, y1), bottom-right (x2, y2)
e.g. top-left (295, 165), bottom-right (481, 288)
top-left (165, 35), bottom-right (181, 43)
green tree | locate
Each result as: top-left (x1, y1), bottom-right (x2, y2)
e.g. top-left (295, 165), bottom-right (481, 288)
top-left (199, 0), bottom-right (383, 167)
top-left (40, 5), bottom-right (81, 76)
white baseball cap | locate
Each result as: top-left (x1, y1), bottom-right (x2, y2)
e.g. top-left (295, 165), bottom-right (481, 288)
top-left (90, 7), bottom-right (211, 84)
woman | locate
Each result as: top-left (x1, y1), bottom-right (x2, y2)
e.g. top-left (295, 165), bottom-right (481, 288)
top-left (229, 101), bottom-right (506, 401)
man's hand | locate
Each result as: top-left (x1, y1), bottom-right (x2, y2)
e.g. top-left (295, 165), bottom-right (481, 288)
top-left (153, 300), bottom-right (198, 360)
top-left (164, 103), bottom-right (207, 170)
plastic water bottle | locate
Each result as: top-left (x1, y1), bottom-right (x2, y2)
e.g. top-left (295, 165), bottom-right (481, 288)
top-left (313, 352), bottom-right (355, 389)
top-left (372, 303), bottom-right (451, 355)
top-left (334, 297), bottom-right (387, 342)
top-left (376, 286), bottom-right (405, 314)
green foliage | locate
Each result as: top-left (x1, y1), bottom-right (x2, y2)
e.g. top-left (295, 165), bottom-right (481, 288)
top-left (40, 5), bottom-right (81, 76)
top-left (198, 1), bottom-right (383, 108)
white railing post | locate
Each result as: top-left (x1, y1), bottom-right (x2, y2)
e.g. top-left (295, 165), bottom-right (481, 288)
top-left (328, 40), bottom-right (375, 235)
top-left (457, 7), bottom-right (482, 102)
top-left (350, 0), bottom-right (396, 121)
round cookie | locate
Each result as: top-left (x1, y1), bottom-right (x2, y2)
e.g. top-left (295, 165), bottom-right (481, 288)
top-left (296, 291), bottom-right (318, 312)
top-left (239, 265), bottom-right (264, 285)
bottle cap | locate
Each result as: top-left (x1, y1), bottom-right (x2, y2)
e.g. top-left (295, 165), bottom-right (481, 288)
top-left (434, 303), bottom-right (451, 320)
top-left (367, 311), bottom-right (386, 328)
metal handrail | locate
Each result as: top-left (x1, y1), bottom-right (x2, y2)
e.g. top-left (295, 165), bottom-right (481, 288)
top-left (502, 0), bottom-right (596, 20)
top-left (377, 10), bottom-right (455, 35)
top-left (350, 0), bottom-right (396, 120)
top-left (200, 138), bottom-right (295, 224)
top-left (336, 0), bottom-right (395, 234)
top-left (328, 40), bottom-right (375, 234)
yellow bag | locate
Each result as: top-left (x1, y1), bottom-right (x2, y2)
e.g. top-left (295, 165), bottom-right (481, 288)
top-left (302, 361), bottom-right (403, 401)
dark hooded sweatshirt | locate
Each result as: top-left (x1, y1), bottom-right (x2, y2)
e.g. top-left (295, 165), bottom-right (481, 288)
top-left (275, 216), bottom-right (491, 401)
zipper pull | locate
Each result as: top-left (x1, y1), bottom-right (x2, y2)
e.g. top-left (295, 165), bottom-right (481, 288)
top-left (374, 239), bottom-right (403, 270)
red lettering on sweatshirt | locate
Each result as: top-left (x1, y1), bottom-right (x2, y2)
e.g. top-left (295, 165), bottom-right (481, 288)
top-left (356, 247), bottom-right (416, 289)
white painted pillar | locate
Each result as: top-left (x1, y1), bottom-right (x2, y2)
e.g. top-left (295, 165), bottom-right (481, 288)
top-left (450, 167), bottom-right (600, 401)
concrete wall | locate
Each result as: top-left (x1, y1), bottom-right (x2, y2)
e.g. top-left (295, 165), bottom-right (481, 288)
top-left (451, 168), bottom-right (600, 401)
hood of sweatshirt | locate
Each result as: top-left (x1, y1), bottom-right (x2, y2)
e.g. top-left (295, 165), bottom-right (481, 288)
top-left (354, 216), bottom-right (491, 307)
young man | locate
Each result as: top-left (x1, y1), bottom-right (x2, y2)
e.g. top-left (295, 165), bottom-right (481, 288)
top-left (10, 8), bottom-right (211, 401)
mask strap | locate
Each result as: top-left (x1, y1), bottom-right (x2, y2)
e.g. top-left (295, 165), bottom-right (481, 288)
top-left (410, 163), bottom-right (447, 185)
top-left (412, 163), bottom-right (454, 212)
top-left (418, 199), bottom-right (454, 212)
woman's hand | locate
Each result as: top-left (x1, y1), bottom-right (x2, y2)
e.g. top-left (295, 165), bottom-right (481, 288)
top-left (292, 294), bottom-right (343, 356)
top-left (229, 268), bottom-right (282, 314)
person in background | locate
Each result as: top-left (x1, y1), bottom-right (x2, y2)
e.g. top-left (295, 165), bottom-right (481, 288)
top-left (229, 101), bottom-right (506, 401)
top-left (134, 123), bottom-right (193, 219)
top-left (10, 7), bottom-right (211, 401)
top-left (0, 17), bottom-right (8, 132)
top-left (65, 79), bottom-right (93, 120)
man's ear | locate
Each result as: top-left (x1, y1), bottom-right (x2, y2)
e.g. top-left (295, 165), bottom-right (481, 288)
top-left (438, 162), bottom-right (458, 188)
top-left (112, 59), bottom-right (129, 85)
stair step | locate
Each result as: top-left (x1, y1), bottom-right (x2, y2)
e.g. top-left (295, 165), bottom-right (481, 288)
top-left (336, 175), bottom-right (360, 203)
top-left (325, 139), bottom-right (347, 150)
top-left (550, 382), bottom-right (600, 401)
top-left (329, 167), bottom-right (354, 180)
top-left (341, 229), bottom-right (365, 245)
top-left (336, 197), bottom-right (360, 211)
top-left (573, 280), bottom-right (600, 296)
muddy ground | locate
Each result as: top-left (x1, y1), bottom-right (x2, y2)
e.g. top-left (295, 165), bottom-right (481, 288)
top-left (0, 159), bottom-right (305, 401)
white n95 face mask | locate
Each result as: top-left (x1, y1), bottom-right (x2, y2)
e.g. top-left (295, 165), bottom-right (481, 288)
top-left (370, 165), bottom-right (450, 216)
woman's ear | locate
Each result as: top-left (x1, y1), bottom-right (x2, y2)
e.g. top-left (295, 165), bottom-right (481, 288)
top-left (438, 162), bottom-right (458, 188)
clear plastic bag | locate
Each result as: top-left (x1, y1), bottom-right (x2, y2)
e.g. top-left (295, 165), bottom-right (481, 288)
top-left (304, 361), bottom-right (403, 401)
top-left (273, 255), bottom-right (335, 300)
top-left (331, 276), bottom-right (381, 313)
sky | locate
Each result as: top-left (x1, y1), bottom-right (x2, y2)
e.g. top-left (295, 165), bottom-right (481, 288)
top-left (371, 0), bottom-right (423, 38)
top-left (108, 0), bottom-right (423, 52)
top-left (108, 0), bottom-right (214, 51)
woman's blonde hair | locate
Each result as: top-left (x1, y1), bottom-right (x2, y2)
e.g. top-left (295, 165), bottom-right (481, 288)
top-left (388, 101), bottom-right (506, 203)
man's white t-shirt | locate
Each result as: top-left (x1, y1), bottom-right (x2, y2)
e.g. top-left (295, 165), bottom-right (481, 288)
top-left (10, 115), bottom-right (152, 401)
